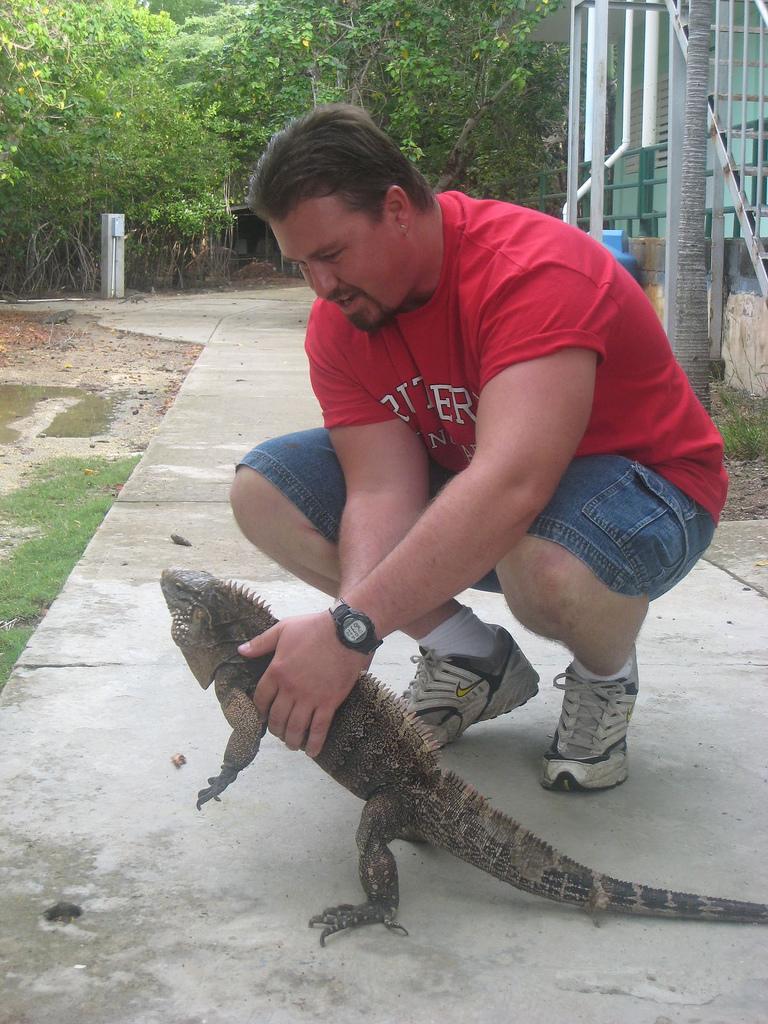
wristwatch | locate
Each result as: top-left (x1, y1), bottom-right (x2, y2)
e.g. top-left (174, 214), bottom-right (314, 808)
top-left (329, 600), bottom-right (382, 654)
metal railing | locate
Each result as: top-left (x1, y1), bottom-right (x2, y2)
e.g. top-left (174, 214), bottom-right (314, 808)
top-left (664, 0), bottom-right (767, 321)
top-left (707, 0), bottom-right (768, 319)
top-left (551, 0), bottom-right (766, 339)
top-left (523, 143), bottom-right (746, 238)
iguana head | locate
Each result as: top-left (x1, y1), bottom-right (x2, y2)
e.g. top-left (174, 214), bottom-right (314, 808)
top-left (160, 568), bottom-right (276, 690)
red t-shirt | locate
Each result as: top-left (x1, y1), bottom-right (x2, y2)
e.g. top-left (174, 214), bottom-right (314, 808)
top-left (306, 191), bottom-right (727, 522)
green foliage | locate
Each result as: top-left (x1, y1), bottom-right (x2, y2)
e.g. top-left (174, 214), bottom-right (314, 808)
top-left (713, 386), bottom-right (768, 461)
top-left (0, 456), bottom-right (139, 687)
top-left (0, 0), bottom-right (568, 293)
top-left (168, 0), bottom-right (568, 196)
top-left (147, 0), bottom-right (221, 24)
top-left (1, 0), bottom-right (172, 186)
top-left (0, 0), bottom-right (230, 292)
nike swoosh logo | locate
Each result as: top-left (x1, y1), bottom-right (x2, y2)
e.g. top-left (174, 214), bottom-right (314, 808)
top-left (456, 682), bottom-right (480, 698)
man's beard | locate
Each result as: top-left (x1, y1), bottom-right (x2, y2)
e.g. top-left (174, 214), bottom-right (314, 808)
top-left (330, 289), bottom-right (397, 334)
top-left (346, 305), bottom-right (396, 333)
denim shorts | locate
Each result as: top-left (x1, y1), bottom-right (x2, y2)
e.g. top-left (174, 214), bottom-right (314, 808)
top-left (238, 428), bottom-right (716, 601)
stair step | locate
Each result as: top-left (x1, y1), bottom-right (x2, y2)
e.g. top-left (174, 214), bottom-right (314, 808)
top-left (714, 93), bottom-right (764, 103)
top-left (713, 25), bottom-right (767, 36)
top-left (711, 150), bottom-right (766, 175)
top-left (714, 59), bottom-right (766, 70)
top-left (712, 127), bottom-right (768, 140)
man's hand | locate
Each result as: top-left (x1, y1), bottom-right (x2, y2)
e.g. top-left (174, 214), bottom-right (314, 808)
top-left (237, 612), bottom-right (371, 758)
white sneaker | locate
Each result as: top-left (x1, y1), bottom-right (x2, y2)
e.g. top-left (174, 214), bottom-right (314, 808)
top-left (541, 652), bottom-right (639, 791)
top-left (405, 626), bottom-right (539, 747)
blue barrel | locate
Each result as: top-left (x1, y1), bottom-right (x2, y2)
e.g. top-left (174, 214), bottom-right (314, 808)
top-left (601, 229), bottom-right (642, 283)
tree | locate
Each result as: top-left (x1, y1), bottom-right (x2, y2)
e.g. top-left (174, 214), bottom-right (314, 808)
top-left (168, 0), bottom-right (568, 199)
top-left (0, 0), bottom-right (230, 292)
top-left (0, 0), bottom-right (570, 293)
top-left (146, 0), bottom-right (221, 23)
top-left (673, 0), bottom-right (711, 407)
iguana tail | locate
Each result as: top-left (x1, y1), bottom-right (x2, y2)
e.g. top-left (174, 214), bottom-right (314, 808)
top-left (421, 771), bottom-right (768, 924)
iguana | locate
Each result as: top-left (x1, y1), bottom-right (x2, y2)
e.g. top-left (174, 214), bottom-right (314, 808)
top-left (160, 568), bottom-right (768, 944)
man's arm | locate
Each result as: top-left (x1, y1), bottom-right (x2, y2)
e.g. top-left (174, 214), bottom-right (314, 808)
top-left (330, 419), bottom-right (463, 636)
top-left (240, 347), bottom-right (596, 756)
top-left (239, 417), bottom-right (451, 755)
top-left (331, 418), bottom-right (429, 593)
top-left (344, 348), bottom-right (596, 636)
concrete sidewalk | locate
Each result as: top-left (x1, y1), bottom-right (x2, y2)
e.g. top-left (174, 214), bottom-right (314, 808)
top-left (1, 288), bottom-right (767, 1024)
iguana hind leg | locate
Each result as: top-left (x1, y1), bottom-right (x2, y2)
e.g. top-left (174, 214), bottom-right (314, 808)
top-left (309, 902), bottom-right (408, 946)
top-left (310, 788), bottom-right (410, 945)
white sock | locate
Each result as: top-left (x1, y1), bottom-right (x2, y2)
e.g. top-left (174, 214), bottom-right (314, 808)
top-left (572, 649), bottom-right (635, 682)
top-left (416, 606), bottom-right (497, 659)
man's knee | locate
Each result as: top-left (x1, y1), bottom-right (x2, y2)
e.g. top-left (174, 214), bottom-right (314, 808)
top-left (499, 538), bottom-right (594, 634)
top-left (499, 536), bottom-right (648, 652)
top-left (230, 466), bottom-right (285, 539)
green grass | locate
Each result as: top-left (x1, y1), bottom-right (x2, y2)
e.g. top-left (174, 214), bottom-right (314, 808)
top-left (0, 456), bottom-right (139, 688)
top-left (712, 386), bottom-right (768, 461)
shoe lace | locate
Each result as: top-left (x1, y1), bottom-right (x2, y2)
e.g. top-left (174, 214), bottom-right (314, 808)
top-left (553, 671), bottom-right (630, 750)
top-left (408, 649), bottom-right (438, 694)
top-left (407, 649), bottom-right (481, 696)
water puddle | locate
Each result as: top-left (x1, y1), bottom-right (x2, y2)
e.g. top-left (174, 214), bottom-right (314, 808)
top-left (0, 384), bottom-right (119, 442)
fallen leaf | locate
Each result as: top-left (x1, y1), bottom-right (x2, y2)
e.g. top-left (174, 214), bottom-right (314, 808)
top-left (43, 902), bottom-right (83, 923)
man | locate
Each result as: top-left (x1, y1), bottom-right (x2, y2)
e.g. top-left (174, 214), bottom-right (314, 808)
top-left (231, 104), bottom-right (725, 791)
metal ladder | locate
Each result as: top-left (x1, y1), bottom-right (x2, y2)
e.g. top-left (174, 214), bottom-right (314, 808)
top-left (667, 0), bottom-right (767, 337)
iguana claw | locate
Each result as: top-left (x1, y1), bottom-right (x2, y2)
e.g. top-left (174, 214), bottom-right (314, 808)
top-left (309, 902), bottom-right (408, 946)
top-left (196, 765), bottom-right (239, 809)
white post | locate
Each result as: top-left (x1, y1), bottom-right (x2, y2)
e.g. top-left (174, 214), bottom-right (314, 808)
top-left (642, 3), bottom-right (660, 146)
top-left (101, 213), bottom-right (125, 299)
top-left (589, 0), bottom-right (610, 239)
top-left (622, 10), bottom-right (635, 149)
top-left (565, 0), bottom-right (585, 225)
top-left (584, 6), bottom-right (596, 160)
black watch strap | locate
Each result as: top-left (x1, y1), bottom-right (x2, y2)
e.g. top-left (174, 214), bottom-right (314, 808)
top-left (329, 601), bottom-right (382, 654)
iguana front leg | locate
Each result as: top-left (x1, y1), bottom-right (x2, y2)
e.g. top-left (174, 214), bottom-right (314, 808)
top-left (310, 788), bottom-right (410, 945)
top-left (196, 684), bottom-right (266, 809)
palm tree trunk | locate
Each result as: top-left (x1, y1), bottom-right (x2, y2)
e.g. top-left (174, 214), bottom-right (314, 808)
top-left (673, 0), bottom-right (711, 409)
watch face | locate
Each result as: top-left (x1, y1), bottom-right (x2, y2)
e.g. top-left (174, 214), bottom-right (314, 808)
top-left (342, 616), bottom-right (368, 644)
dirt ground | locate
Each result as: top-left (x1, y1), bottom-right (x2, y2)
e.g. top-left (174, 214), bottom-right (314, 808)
top-left (0, 306), bottom-right (766, 520)
top-left (0, 309), bottom-right (201, 497)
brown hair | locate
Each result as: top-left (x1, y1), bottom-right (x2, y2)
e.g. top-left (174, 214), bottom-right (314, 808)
top-left (247, 104), bottom-right (433, 221)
